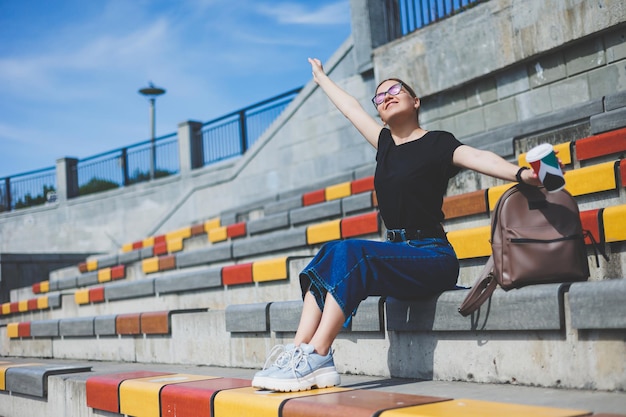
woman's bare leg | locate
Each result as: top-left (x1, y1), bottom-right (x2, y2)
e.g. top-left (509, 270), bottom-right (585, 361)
top-left (295, 293), bottom-right (346, 356)
top-left (293, 291), bottom-right (323, 345)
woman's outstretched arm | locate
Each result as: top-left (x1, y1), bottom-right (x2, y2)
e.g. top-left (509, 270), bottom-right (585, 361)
top-left (309, 58), bottom-right (382, 148)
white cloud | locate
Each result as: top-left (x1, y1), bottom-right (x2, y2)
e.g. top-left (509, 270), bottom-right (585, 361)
top-left (256, 1), bottom-right (350, 25)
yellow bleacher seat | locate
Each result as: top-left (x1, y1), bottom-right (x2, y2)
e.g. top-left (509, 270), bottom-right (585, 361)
top-left (208, 226), bottom-right (228, 243)
top-left (86, 259), bottom-right (98, 272)
top-left (142, 257), bottom-right (160, 274)
top-left (487, 183), bottom-right (515, 211)
top-left (204, 217), bottom-right (221, 233)
top-left (252, 257), bottom-right (289, 282)
top-left (603, 204), bottom-right (626, 243)
top-left (166, 237), bottom-right (184, 253)
top-left (142, 236), bottom-right (155, 248)
top-left (447, 226), bottom-right (492, 259)
top-left (307, 220), bottom-right (342, 245)
top-left (325, 181), bottom-right (352, 201)
top-left (519, 142), bottom-right (572, 167)
top-left (564, 161), bottom-right (617, 196)
top-left (74, 289), bottom-right (90, 305)
top-left (98, 267), bottom-right (112, 283)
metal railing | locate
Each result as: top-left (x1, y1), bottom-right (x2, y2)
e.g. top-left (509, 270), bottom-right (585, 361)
top-left (0, 87), bottom-right (301, 212)
top-left (200, 87), bottom-right (301, 165)
top-left (76, 133), bottom-right (178, 196)
top-left (0, 167), bottom-right (57, 212)
top-left (395, 0), bottom-right (488, 36)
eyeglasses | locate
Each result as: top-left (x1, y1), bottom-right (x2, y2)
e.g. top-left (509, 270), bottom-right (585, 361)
top-left (371, 82), bottom-right (404, 107)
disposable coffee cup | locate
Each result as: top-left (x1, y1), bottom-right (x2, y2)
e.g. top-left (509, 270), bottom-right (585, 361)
top-left (525, 143), bottom-right (565, 193)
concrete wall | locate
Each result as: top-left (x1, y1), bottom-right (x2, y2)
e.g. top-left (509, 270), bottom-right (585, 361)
top-left (0, 0), bottom-right (625, 255)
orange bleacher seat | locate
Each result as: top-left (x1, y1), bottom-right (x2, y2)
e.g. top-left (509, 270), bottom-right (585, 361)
top-left (111, 265), bottom-right (125, 280)
top-left (190, 223), bottom-right (205, 236)
top-left (160, 378), bottom-right (251, 417)
top-left (158, 255), bottom-right (176, 271)
top-left (116, 313), bottom-right (141, 335)
top-left (18, 322), bottom-right (31, 338)
top-left (140, 311), bottom-right (171, 335)
top-left (341, 212), bottom-right (380, 238)
top-left (580, 208), bottom-right (603, 244)
top-left (351, 176), bottom-right (375, 194)
top-left (27, 299), bottom-right (38, 311)
top-left (89, 287), bottom-right (105, 303)
top-left (443, 190), bottom-right (488, 219)
top-left (303, 189), bottom-right (326, 206)
top-left (226, 222), bottom-right (247, 239)
top-left (153, 241), bottom-right (168, 256)
top-left (222, 263), bottom-right (253, 286)
top-left (86, 371), bottom-right (174, 413)
top-left (78, 262), bottom-right (88, 273)
top-left (575, 127), bottom-right (626, 161)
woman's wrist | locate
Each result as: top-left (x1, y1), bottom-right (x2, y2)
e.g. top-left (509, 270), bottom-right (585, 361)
top-left (516, 166), bottom-right (530, 183)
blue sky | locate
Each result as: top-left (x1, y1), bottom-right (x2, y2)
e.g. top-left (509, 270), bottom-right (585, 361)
top-left (0, 0), bottom-right (351, 177)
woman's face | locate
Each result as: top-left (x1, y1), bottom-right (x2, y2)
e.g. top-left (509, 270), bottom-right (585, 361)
top-left (374, 80), bottom-right (420, 124)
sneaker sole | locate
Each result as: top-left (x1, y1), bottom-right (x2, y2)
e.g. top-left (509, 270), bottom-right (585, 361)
top-left (264, 367), bottom-right (341, 392)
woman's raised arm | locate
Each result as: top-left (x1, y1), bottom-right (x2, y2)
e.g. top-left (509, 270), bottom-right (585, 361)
top-left (309, 58), bottom-right (382, 148)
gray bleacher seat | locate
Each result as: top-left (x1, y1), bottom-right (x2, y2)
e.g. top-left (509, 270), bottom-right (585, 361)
top-left (591, 106), bottom-right (626, 134)
top-left (351, 296), bottom-right (384, 332)
top-left (60, 316), bottom-right (95, 337)
top-left (342, 192), bottom-right (374, 215)
top-left (56, 276), bottom-right (77, 291)
top-left (175, 244), bottom-right (232, 269)
top-left (47, 293), bottom-right (62, 309)
top-left (269, 300), bottom-right (303, 332)
top-left (154, 267), bottom-right (222, 294)
top-left (569, 279), bottom-right (626, 330)
top-left (77, 271), bottom-right (99, 287)
top-left (225, 302), bottom-right (270, 332)
top-left (5, 364), bottom-right (91, 397)
top-left (289, 200), bottom-right (342, 226)
top-left (118, 249), bottom-right (142, 265)
top-left (94, 314), bottom-right (117, 336)
top-left (104, 279), bottom-right (155, 301)
top-left (30, 319), bottom-right (60, 337)
top-left (232, 226), bottom-right (308, 259)
top-left (386, 283), bottom-right (566, 332)
top-left (139, 247), bottom-right (154, 259)
top-left (264, 195), bottom-right (302, 216)
top-left (247, 212), bottom-right (290, 235)
top-left (95, 253), bottom-right (119, 269)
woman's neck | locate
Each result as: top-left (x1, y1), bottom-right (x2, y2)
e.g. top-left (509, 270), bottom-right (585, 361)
top-left (389, 125), bottom-right (428, 145)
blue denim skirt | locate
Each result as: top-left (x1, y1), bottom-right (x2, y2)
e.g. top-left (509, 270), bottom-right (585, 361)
top-left (299, 237), bottom-right (459, 327)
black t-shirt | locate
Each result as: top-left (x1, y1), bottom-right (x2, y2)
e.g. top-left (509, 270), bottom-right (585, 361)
top-left (374, 128), bottom-right (463, 230)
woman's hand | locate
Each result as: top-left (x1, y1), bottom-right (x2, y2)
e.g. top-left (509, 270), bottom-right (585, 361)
top-left (308, 58), bottom-right (325, 84)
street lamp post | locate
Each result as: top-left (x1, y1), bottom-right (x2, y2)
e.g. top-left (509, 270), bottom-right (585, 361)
top-left (138, 82), bottom-right (166, 180)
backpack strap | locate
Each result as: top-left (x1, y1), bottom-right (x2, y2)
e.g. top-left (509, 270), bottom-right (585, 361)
top-left (458, 256), bottom-right (497, 317)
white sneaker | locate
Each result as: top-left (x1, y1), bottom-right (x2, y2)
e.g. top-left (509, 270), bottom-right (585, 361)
top-left (252, 344), bottom-right (296, 388)
top-left (260, 343), bottom-right (340, 392)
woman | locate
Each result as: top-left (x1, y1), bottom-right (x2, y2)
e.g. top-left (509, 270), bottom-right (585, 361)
top-left (252, 58), bottom-right (541, 392)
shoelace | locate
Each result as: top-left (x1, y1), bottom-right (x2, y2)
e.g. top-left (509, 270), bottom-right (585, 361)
top-left (262, 344), bottom-right (294, 371)
top-left (288, 347), bottom-right (310, 380)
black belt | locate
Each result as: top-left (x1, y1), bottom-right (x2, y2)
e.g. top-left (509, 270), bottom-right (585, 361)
top-left (386, 227), bottom-right (446, 242)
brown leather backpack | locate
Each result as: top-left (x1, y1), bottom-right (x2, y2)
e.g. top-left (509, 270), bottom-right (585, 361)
top-left (459, 184), bottom-right (598, 316)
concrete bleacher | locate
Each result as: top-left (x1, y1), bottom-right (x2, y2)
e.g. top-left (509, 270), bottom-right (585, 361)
top-left (2, 113), bottom-right (626, 414)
